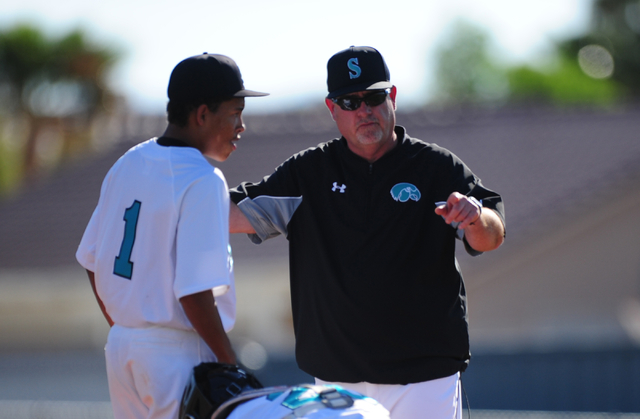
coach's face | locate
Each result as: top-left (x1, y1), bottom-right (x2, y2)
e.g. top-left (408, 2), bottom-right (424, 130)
top-left (203, 97), bottom-right (246, 162)
top-left (325, 86), bottom-right (397, 162)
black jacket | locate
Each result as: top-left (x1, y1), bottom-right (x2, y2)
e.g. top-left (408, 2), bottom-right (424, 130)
top-left (231, 126), bottom-right (506, 384)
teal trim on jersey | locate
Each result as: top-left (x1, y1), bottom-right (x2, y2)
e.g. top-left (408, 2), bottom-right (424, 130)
top-left (279, 385), bottom-right (366, 410)
top-left (266, 391), bottom-right (285, 401)
top-left (390, 182), bottom-right (421, 202)
top-left (333, 387), bottom-right (368, 401)
top-left (114, 200), bottom-right (141, 279)
top-left (228, 244), bottom-right (234, 271)
top-left (280, 387), bottom-right (322, 409)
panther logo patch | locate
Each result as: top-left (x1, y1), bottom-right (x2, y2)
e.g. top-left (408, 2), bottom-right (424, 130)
top-left (390, 183), bottom-right (421, 202)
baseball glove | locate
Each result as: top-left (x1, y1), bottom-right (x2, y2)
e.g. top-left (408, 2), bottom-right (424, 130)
top-left (179, 362), bottom-right (263, 419)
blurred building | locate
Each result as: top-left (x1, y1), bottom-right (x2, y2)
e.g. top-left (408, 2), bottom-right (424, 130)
top-left (1, 105), bottom-right (639, 411)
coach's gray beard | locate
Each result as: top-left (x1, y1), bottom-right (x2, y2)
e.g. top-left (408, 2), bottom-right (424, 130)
top-left (355, 122), bottom-right (383, 145)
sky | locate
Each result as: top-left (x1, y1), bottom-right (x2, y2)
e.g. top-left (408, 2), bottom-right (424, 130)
top-left (0, 0), bottom-right (593, 115)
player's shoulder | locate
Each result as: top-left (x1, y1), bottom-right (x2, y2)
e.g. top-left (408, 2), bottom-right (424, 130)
top-left (121, 137), bottom-right (157, 157)
top-left (102, 138), bottom-right (154, 178)
top-left (144, 139), bottom-right (228, 191)
top-left (176, 161), bottom-right (227, 193)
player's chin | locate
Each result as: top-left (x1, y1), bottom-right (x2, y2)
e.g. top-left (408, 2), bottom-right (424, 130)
top-left (207, 149), bottom-right (233, 162)
top-left (209, 140), bottom-right (238, 161)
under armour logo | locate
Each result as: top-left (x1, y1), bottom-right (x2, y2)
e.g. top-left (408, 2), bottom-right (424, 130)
top-left (332, 182), bottom-right (347, 193)
top-left (347, 58), bottom-right (361, 79)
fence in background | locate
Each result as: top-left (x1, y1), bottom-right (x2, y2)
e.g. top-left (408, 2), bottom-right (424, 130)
top-left (463, 348), bottom-right (640, 412)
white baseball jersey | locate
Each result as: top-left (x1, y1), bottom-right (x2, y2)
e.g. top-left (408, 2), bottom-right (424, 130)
top-left (76, 138), bottom-right (235, 332)
top-left (219, 385), bottom-right (390, 419)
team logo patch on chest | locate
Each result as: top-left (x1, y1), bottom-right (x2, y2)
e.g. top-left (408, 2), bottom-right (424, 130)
top-left (390, 183), bottom-right (421, 202)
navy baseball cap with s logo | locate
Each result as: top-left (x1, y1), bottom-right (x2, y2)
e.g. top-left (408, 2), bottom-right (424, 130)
top-left (326, 46), bottom-right (392, 99)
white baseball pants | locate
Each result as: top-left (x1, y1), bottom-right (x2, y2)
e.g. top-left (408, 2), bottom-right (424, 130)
top-left (316, 372), bottom-right (462, 419)
top-left (105, 324), bottom-right (217, 419)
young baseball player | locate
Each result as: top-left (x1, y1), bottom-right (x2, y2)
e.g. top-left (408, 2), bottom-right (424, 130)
top-left (76, 53), bottom-right (267, 419)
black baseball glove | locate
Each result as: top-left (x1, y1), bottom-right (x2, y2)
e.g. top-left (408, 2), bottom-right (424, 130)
top-left (179, 362), bottom-right (263, 419)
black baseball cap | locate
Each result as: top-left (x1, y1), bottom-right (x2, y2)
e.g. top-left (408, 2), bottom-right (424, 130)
top-left (168, 53), bottom-right (268, 103)
top-left (326, 46), bottom-right (392, 99)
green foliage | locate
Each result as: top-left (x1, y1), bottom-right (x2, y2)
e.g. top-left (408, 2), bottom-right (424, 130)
top-left (506, 53), bottom-right (623, 106)
top-left (560, 0), bottom-right (640, 98)
top-left (0, 23), bottom-right (121, 117)
top-left (432, 20), bottom-right (509, 105)
top-left (0, 23), bottom-right (122, 196)
top-left (431, 18), bottom-right (624, 108)
top-left (0, 136), bottom-right (21, 196)
top-left (0, 25), bottom-right (48, 83)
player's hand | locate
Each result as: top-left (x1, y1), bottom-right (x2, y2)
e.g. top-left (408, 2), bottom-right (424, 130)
top-left (434, 192), bottom-right (481, 230)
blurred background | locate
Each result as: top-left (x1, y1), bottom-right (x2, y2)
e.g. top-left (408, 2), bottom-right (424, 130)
top-left (1, 0), bottom-right (640, 417)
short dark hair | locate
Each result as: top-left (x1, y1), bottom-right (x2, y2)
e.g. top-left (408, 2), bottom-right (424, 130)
top-left (166, 99), bottom-right (225, 127)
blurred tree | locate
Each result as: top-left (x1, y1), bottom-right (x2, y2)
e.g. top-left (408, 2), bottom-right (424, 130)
top-left (0, 23), bottom-right (120, 189)
top-left (431, 20), bottom-right (509, 106)
top-left (506, 52), bottom-right (621, 106)
top-left (431, 18), bottom-right (623, 108)
top-left (560, 0), bottom-right (640, 99)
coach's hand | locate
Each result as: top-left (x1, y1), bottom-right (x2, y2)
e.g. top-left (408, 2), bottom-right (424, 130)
top-left (435, 192), bottom-right (504, 252)
top-left (435, 192), bottom-right (481, 230)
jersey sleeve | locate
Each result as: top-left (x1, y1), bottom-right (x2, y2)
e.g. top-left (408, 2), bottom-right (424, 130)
top-left (440, 148), bottom-right (506, 256)
top-left (76, 166), bottom-right (115, 271)
top-left (230, 156), bottom-right (303, 244)
top-left (174, 170), bottom-right (232, 299)
top-left (76, 205), bottom-right (99, 271)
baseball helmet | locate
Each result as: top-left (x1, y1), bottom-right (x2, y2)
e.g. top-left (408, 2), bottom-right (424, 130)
top-left (179, 362), bottom-right (263, 419)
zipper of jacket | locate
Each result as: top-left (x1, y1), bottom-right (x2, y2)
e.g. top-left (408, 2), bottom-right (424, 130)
top-left (366, 163), bottom-right (374, 227)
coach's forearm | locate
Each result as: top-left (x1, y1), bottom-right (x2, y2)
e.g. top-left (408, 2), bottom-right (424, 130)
top-left (463, 208), bottom-right (505, 252)
top-left (180, 290), bottom-right (237, 364)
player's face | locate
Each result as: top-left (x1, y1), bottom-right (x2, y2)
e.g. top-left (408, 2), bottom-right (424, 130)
top-left (325, 87), bottom-right (397, 162)
top-left (203, 98), bottom-right (246, 162)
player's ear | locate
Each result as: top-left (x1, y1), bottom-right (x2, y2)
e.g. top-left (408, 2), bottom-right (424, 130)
top-left (194, 104), bottom-right (209, 126)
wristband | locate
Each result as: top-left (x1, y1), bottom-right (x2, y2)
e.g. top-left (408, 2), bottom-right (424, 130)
top-left (468, 197), bottom-right (482, 225)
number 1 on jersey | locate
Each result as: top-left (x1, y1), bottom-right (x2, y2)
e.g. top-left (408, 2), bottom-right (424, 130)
top-left (114, 200), bottom-right (141, 279)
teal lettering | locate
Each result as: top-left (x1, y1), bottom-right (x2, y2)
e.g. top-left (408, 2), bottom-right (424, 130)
top-left (347, 58), bottom-right (361, 79)
top-left (113, 200), bottom-right (141, 279)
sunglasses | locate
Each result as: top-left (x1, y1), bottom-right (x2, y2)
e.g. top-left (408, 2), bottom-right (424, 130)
top-left (331, 89), bottom-right (390, 111)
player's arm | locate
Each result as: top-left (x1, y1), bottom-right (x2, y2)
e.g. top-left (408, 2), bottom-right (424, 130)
top-left (230, 201), bottom-right (255, 234)
top-left (86, 269), bottom-right (114, 327)
top-left (180, 290), bottom-right (237, 365)
top-left (435, 192), bottom-right (505, 252)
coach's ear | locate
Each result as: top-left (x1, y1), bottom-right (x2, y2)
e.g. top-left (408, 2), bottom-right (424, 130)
top-left (389, 85), bottom-right (397, 110)
top-left (325, 98), bottom-right (337, 121)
